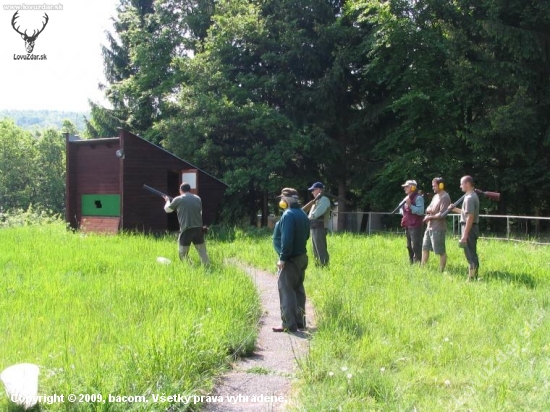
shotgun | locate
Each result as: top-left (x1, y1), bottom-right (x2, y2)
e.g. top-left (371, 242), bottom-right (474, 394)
top-left (144, 184), bottom-right (208, 233)
top-left (441, 188), bottom-right (500, 218)
top-left (143, 184), bottom-right (173, 201)
top-left (391, 190), bottom-right (425, 214)
top-left (392, 196), bottom-right (408, 214)
top-left (302, 191), bottom-right (324, 213)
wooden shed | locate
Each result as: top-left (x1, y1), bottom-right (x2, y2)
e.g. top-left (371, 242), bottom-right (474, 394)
top-left (65, 129), bottom-right (227, 233)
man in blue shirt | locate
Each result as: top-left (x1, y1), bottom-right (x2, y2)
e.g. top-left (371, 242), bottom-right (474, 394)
top-left (272, 188), bottom-right (310, 332)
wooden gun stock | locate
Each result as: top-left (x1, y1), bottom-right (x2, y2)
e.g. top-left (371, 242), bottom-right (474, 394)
top-left (478, 190), bottom-right (500, 202)
top-left (302, 191), bottom-right (324, 212)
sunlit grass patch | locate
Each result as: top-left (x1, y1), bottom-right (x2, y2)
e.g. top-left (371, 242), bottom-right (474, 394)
top-left (233, 230), bottom-right (550, 411)
top-left (0, 224), bottom-right (261, 411)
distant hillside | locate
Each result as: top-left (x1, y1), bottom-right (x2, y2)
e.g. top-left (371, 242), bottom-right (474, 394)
top-left (0, 110), bottom-right (89, 132)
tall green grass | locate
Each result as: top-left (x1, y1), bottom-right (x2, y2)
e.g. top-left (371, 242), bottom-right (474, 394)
top-left (231, 231), bottom-right (550, 411)
top-left (3, 224), bottom-right (549, 411)
top-left (0, 224), bottom-right (260, 411)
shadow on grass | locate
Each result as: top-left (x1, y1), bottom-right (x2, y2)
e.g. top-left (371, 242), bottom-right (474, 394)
top-left (291, 328), bottom-right (316, 339)
top-left (445, 264), bottom-right (536, 288)
top-left (483, 270), bottom-right (537, 288)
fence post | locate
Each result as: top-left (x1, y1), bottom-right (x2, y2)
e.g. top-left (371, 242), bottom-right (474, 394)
top-left (368, 212), bottom-right (371, 235)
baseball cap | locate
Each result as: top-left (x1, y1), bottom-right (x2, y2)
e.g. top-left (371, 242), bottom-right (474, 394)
top-left (308, 182), bottom-right (324, 191)
top-left (401, 180), bottom-right (417, 187)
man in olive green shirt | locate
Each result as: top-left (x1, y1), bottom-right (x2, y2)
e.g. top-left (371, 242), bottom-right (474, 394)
top-left (164, 182), bottom-right (210, 265)
top-left (307, 182), bottom-right (331, 267)
top-left (449, 175), bottom-right (480, 280)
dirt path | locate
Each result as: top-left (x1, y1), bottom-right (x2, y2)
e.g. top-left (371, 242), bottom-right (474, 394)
top-left (204, 261), bottom-right (315, 411)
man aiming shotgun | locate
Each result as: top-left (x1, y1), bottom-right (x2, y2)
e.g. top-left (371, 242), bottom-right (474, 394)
top-left (162, 182), bottom-right (210, 266)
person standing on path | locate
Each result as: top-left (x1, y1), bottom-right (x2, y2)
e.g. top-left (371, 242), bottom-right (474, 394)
top-left (421, 177), bottom-right (451, 272)
top-left (163, 182), bottom-right (210, 265)
top-left (399, 179), bottom-right (425, 264)
top-left (272, 187), bottom-right (310, 332)
top-left (448, 175), bottom-right (480, 281)
top-left (306, 182), bottom-right (331, 267)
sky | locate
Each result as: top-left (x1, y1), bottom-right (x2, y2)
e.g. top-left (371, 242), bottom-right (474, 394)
top-left (0, 0), bottom-right (118, 112)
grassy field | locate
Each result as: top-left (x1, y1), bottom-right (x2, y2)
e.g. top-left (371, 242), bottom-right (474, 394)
top-left (230, 230), bottom-right (550, 411)
top-left (2, 223), bottom-right (549, 411)
top-left (0, 224), bottom-right (260, 411)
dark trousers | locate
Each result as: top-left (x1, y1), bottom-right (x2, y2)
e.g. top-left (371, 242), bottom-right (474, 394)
top-left (311, 228), bottom-right (329, 266)
top-left (278, 254), bottom-right (308, 330)
top-left (405, 226), bottom-right (423, 264)
top-left (462, 224), bottom-right (480, 269)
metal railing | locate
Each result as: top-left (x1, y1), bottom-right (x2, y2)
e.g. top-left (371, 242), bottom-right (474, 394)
top-left (331, 212), bottom-right (550, 245)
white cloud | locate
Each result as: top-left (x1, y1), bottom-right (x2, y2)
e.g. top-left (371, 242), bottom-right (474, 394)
top-left (0, 0), bottom-right (118, 111)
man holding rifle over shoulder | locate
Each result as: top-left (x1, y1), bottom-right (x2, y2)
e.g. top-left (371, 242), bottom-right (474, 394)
top-left (421, 177), bottom-right (451, 272)
top-left (305, 182), bottom-right (331, 267)
top-left (399, 180), bottom-right (425, 264)
top-left (448, 175), bottom-right (480, 281)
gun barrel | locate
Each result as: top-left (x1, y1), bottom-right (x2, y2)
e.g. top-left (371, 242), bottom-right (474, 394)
top-left (440, 193), bottom-right (467, 218)
top-left (143, 184), bottom-right (173, 201)
top-left (391, 197), bottom-right (408, 214)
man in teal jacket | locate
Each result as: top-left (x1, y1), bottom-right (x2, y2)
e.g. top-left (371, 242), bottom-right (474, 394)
top-left (272, 187), bottom-right (310, 332)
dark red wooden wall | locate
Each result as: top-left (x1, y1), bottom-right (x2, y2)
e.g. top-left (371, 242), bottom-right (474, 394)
top-left (65, 137), bottom-right (121, 230)
top-left (66, 129), bottom-right (227, 233)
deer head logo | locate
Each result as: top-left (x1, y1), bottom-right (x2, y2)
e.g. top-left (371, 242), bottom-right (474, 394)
top-left (11, 11), bottom-right (49, 54)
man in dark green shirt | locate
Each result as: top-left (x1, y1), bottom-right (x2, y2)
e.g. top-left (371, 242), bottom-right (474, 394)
top-left (272, 187), bottom-right (310, 332)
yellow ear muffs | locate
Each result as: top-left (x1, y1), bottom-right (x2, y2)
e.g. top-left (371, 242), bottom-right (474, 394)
top-left (438, 182), bottom-right (445, 190)
top-left (410, 185), bottom-right (417, 192)
top-left (279, 200), bottom-right (288, 209)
